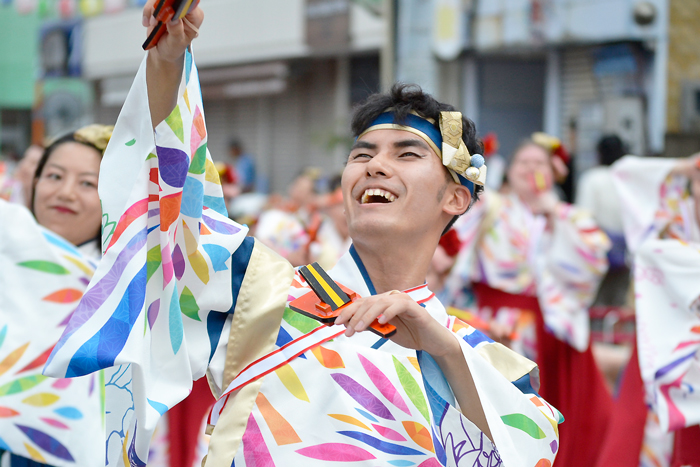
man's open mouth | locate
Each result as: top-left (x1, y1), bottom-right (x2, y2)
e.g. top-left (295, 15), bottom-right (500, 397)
top-left (360, 188), bottom-right (397, 204)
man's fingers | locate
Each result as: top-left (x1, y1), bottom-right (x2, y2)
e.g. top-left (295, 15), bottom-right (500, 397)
top-left (142, 0), bottom-right (156, 27)
top-left (185, 5), bottom-right (204, 29)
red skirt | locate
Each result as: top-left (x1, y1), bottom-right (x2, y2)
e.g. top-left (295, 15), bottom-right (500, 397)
top-left (167, 377), bottom-right (216, 467)
top-left (596, 343), bottom-right (700, 467)
top-left (473, 283), bottom-right (613, 467)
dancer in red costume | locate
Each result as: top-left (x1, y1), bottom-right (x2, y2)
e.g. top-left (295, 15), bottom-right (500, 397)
top-left (446, 134), bottom-right (613, 467)
top-left (596, 153), bottom-right (700, 467)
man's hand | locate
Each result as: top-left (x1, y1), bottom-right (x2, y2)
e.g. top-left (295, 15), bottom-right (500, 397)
top-left (334, 291), bottom-right (460, 358)
top-left (335, 291), bottom-right (493, 440)
top-left (143, 0), bottom-right (204, 126)
top-left (142, 0), bottom-right (203, 63)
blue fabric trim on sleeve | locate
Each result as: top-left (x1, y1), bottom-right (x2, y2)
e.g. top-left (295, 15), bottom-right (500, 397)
top-left (461, 328), bottom-right (494, 348)
top-left (512, 373), bottom-right (538, 396)
top-left (206, 312), bottom-right (228, 364)
top-left (229, 236), bottom-right (255, 314)
top-left (205, 236), bottom-right (254, 364)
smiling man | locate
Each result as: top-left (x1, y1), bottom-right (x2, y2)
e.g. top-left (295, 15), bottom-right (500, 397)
top-left (44, 3), bottom-right (562, 466)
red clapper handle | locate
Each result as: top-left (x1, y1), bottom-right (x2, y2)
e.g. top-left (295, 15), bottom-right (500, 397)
top-left (289, 284), bottom-right (397, 338)
top-left (142, 0), bottom-right (197, 50)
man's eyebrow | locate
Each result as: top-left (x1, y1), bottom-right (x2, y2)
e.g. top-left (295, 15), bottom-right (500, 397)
top-left (351, 140), bottom-right (377, 151)
top-left (393, 139), bottom-right (431, 151)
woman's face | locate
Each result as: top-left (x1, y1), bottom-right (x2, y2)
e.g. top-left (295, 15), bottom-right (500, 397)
top-left (506, 143), bottom-right (553, 198)
top-left (33, 142), bottom-right (102, 246)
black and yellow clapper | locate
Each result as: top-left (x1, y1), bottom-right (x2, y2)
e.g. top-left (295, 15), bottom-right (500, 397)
top-left (289, 262), bottom-right (397, 338)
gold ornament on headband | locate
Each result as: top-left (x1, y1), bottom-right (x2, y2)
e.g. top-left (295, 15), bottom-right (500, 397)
top-left (74, 124), bottom-right (114, 152)
top-left (439, 112), bottom-right (487, 185)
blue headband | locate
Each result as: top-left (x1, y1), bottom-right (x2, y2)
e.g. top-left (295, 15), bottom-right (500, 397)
top-left (358, 111), bottom-right (478, 194)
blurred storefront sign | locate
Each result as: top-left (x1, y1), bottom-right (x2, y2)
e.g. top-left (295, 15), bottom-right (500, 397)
top-left (306, 0), bottom-right (350, 52)
top-left (40, 18), bottom-right (82, 77)
top-left (432, 0), bottom-right (465, 61)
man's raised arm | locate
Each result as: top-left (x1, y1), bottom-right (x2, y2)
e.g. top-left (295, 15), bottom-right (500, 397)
top-left (142, 0), bottom-right (203, 127)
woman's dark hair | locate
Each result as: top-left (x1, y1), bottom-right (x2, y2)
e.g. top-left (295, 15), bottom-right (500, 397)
top-left (31, 133), bottom-right (104, 246)
top-left (350, 83), bottom-right (484, 234)
top-left (596, 134), bottom-right (626, 166)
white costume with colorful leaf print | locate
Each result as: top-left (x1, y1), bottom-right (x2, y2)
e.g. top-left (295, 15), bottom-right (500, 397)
top-left (204, 248), bottom-right (562, 467)
top-left (44, 50), bottom-right (560, 467)
top-left (613, 156), bottom-right (700, 433)
top-left (0, 200), bottom-right (103, 466)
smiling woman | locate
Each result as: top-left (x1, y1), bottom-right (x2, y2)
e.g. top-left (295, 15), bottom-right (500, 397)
top-left (31, 125), bottom-right (112, 252)
top-left (0, 124), bottom-right (112, 467)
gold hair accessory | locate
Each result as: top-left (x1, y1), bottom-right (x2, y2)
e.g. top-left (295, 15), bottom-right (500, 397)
top-left (531, 132), bottom-right (561, 153)
top-left (74, 124), bottom-right (114, 153)
top-left (439, 112), bottom-right (487, 185)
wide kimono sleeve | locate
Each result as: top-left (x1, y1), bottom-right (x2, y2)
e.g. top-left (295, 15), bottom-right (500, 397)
top-left (611, 155), bottom-right (685, 253)
top-left (535, 203), bottom-right (610, 351)
top-left (0, 201), bottom-right (103, 467)
top-left (41, 50), bottom-right (293, 467)
top-left (424, 317), bottom-right (563, 467)
top-left (633, 239), bottom-right (700, 433)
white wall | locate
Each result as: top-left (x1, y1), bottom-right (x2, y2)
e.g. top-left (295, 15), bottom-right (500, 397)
top-left (474, 0), bottom-right (666, 50)
top-left (83, 1), bottom-right (385, 79)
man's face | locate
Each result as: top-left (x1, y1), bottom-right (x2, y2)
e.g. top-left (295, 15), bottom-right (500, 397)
top-left (341, 129), bottom-right (466, 243)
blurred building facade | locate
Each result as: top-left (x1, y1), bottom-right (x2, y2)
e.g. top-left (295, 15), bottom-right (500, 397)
top-left (83, 0), bottom-right (385, 193)
top-left (2, 0), bottom-right (700, 192)
top-left (0, 6), bottom-right (40, 158)
top-left (398, 0), bottom-right (700, 176)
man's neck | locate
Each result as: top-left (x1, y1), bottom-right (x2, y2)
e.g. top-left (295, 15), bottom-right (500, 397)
top-left (352, 235), bottom-right (437, 294)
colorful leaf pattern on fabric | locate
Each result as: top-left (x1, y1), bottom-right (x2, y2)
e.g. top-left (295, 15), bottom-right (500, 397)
top-left (21, 393), bottom-right (60, 407)
top-left (359, 354), bottom-right (411, 416)
top-left (275, 365), bottom-right (309, 402)
top-left (242, 413), bottom-right (276, 465)
top-left (17, 261), bottom-right (69, 275)
top-left (0, 343), bottom-right (29, 377)
top-left (337, 431), bottom-right (425, 456)
top-left (500, 413), bottom-right (547, 439)
top-left (393, 357), bottom-right (430, 423)
top-left (402, 421), bottom-right (435, 453)
top-left (327, 414), bottom-right (370, 430)
top-left (372, 424), bottom-right (407, 441)
top-left (311, 346), bottom-right (345, 369)
top-left (296, 443), bottom-right (376, 461)
top-left (255, 392), bottom-right (302, 446)
top-left (1, 201), bottom-right (103, 467)
top-left (331, 373), bottom-right (395, 421)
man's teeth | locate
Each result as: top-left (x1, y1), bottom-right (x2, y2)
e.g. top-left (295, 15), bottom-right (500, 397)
top-left (361, 188), bottom-right (397, 204)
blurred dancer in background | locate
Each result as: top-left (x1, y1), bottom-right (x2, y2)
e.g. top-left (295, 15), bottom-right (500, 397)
top-left (446, 134), bottom-right (612, 467)
top-left (595, 152), bottom-right (700, 467)
top-left (0, 144), bottom-right (43, 206)
top-left (255, 167), bottom-right (322, 266)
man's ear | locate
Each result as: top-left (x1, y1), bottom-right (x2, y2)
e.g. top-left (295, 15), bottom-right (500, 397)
top-left (443, 183), bottom-right (472, 216)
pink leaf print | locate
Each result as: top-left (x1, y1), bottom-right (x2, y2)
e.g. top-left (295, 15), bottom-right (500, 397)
top-left (295, 443), bottom-right (376, 461)
top-left (358, 354), bottom-right (411, 415)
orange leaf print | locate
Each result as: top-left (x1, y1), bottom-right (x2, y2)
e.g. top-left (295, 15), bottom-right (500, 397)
top-left (160, 193), bottom-right (183, 231)
top-left (402, 421), bottom-right (434, 452)
top-left (0, 406), bottom-right (19, 417)
top-left (42, 288), bottom-right (83, 303)
top-left (311, 346), bottom-right (345, 369)
top-left (0, 343), bottom-right (29, 377)
top-left (255, 392), bottom-right (301, 445)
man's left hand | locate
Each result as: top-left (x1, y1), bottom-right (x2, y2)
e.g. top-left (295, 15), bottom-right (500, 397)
top-left (334, 291), bottom-right (459, 358)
